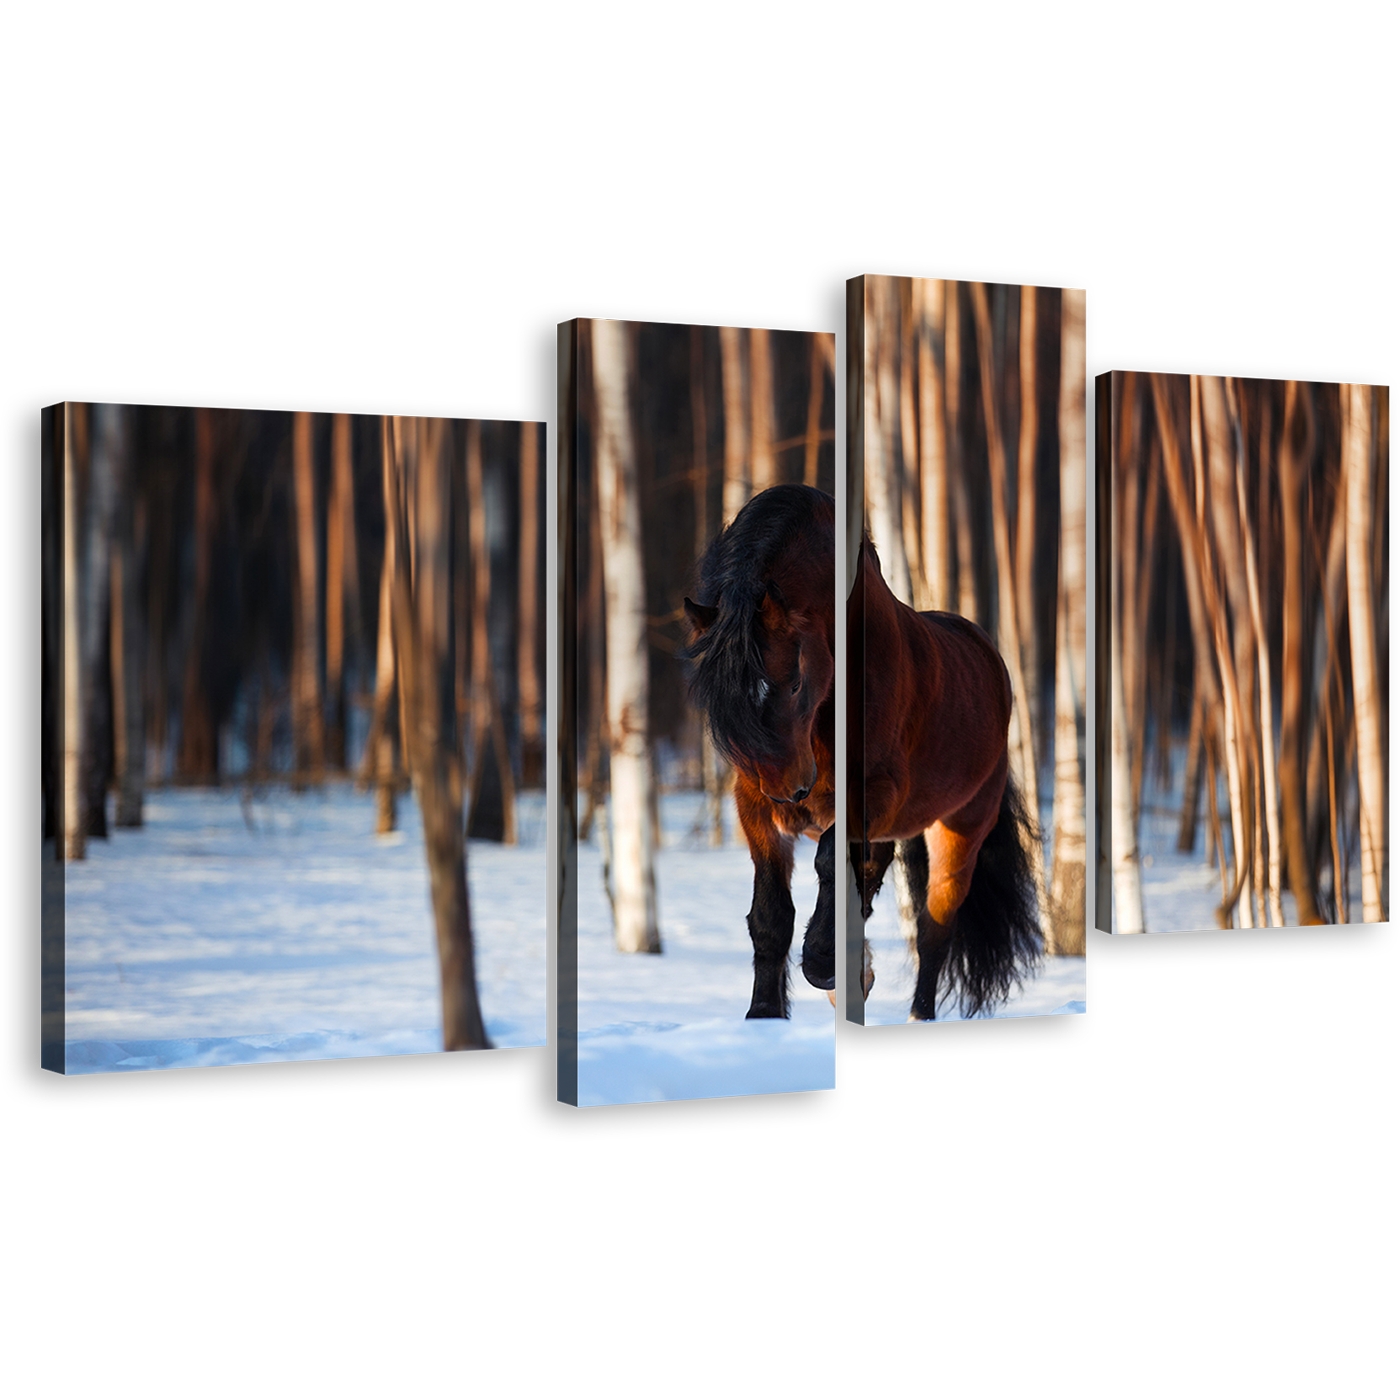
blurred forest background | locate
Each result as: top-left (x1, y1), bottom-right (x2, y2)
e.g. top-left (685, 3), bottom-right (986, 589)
top-left (42, 403), bottom-right (544, 1050)
top-left (854, 275), bottom-right (1087, 957)
top-left (561, 319), bottom-right (836, 954)
top-left (1099, 374), bottom-right (1389, 932)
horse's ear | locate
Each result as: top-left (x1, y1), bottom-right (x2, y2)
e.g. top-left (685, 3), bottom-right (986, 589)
top-left (684, 597), bottom-right (719, 637)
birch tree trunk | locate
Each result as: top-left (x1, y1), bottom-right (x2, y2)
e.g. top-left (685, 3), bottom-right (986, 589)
top-left (384, 415), bottom-right (491, 1050)
top-left (363, 522), bottom-right (399, 834)
top-left (749, 326), bottom-right (777, 493)
top-left (62, 403), bottom-right (85, 860)
top-left (692, 326), bottom-right (725, 846)
top-left (1231, 384), bottom-right (1284, 926)
top-left (1016, 284), bottom-right (1040, 742)
top-left (82, 403), bottom-right (120, 838)
top-left (465, 420), bottom-right (517, 844)
top-left (720, 325), bottom-right (750, 523)
top-left (292, 411), bottom-right (325, 783)
top-left (517, 421), bottom-right (545, 788)
top-left (1344, 382), bottom-right (1386, 921)
top-left (591, 321), bottom-right (660, 954)
top-left (107, 405), bottom-right (145, 827)
top-left (1110, 427), bottom-right (1147, 935)
top-left (974, 282), bottom-right (1052, 940)
top-left (179, 409), bottom-right (218, 778)
top-left (867, 278), bottom-right (912, 603)
top-left (916, 279), bottom-right (951, 612)
top-left (325, 412), bottom-right (357, 770)
top-left (1049, 288), bottom-right (1087, 953)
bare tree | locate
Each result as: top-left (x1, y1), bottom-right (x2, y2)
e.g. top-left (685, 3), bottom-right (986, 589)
top-left (591, 321), bottom-right (661, 954)
top-left (107, 405), bottom-right (145, 827)
top-left (720, 325), bottom-right (750, 524)
top-left (291, 411), bottom-right (325, 783)
top-left (1049, 287), bottom-right (1087, 954)
top-left (749, 327), bottom-right (778, 494)
top-left (1344, 383), bottom-right (1386, 921)
top-left (1110, 381), bottom-right (1147, 935)
top-left (383, 415), bottom-right (491, 1050)
top-left (517, 421), bottom-right (545, 788)
top-left (915, 279), bottom-right (951, 613)
top-left (62, 403), bottom-right (85, 860)
top-left (465, 420), bottom-right (517, 843)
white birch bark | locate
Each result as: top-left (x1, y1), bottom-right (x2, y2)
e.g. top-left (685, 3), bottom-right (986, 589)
top-left (592, 321), bottom-right (660, 953)
top-left (1344, 383), bottom-right (1386, 922)
top-left (1050, 289), bottom-right (1087, 953)
top-left (866, 278), bottom-right (912, 603)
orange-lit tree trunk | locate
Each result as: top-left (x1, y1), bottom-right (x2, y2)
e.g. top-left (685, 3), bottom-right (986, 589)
top-left (749, 326), bottom-right (777, 493)
top-left (384, 415), bottom-right (491, 1050)
top-left (107, 405), bottom-right (145, 827)
top-left (916, 279), bottom-right (951, 612)
top-left (1344, 383), bottom-right (1386, 921)
top-left (325, 412), bottom-right (358, 770)
top-left (720, 325), bottom-right (750, 524)
top-left (517, 421), bottom-right (545, 788)
top-left (291, 411), bottom-right (325, 784)
top-left (179, 408), bottom-right (219, 779)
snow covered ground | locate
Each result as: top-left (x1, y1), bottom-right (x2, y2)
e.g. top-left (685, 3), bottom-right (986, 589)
top-left (57, 784), bottom-right (547, 1073)
top-left (1123, 746), bottom-right (1363, 933)
top-left (573, 792), bottom-right (835, 1106)
top-left (857, 791), bottom-right (1087, 1025)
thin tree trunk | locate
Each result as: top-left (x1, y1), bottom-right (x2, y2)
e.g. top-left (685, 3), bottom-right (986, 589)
top-left (363, 519), bottom-right (399, 834)
top-left (898, 281), bottom-right (925, 606)
top-left (917, 279), bottom-right (951, 613)
top-left (1049, 287), bottom-right (1087, 953)
top-left (1344, 382), bottom-right (1386, 920)
top-left (946, 283), bottom-right (977, 622)
top-left (179, 408), bottom-right (219, 778)
top-left (691, 326), bottom-right (725, 846)
top-left (83, 403), bottom-right (120, 838)
top-left (867, 278), bottom-right (912, 603)
top-left (517, 421), bottom-right (544, 788)
top-left (806, 331), bottom-right (823, 487)
top-left (720, 325), bottom-right (750, 523)
top-left (62, 403), bottom-right (85, 860)
top-left (108, 406), bottom-right (145, 827)
top-left (1232, 383), bottom-right (1284, 926)
top-left (325, 412), bottom-right (356, 770)
top-left (465, 420), bottom-right (517, 844)
top-left (591, 321), bottom-right (660, 954)
top-left (1111, 474), bottom-right (1147, 935)
top-left (292, 411), bottom-right (325, 783)
top-left (974, 280), bottom-right (1052, 946)
top-left (383, 415), bottom-right (490, 1050)
top-left (1015, 283), bottom-right (1040, 740)
top-left (749, 327), bottom-right (777, 493)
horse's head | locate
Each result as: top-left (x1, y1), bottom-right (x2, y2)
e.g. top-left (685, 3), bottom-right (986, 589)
top-left (684, 578), bottom-right (833, 807)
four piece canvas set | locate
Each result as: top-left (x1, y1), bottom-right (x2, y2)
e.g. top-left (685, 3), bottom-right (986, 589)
top-left (40, 281), bottom-right (1389, 1107)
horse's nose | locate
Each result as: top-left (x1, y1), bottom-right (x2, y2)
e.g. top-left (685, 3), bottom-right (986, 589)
top-left (793, 785), bottom-right (810, 802)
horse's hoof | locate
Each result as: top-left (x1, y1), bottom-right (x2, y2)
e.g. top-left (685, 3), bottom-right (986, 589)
top-left (745, 1003), bottom-right (789, 1020)
top-left (800, 956), bottom-right (835, 992)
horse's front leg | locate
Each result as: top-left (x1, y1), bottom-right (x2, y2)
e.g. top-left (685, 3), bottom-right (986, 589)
top-left (799, 825), bottom-right (836, 992)
top-left (737, 778), bottom-right (795, 1019)
top-left (746, 844), bottom-right (795, 1018)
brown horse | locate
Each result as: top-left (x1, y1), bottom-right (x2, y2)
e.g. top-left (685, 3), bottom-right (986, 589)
top-left (850, 536), bottom-right (1041, 1019)
top-left (683, 485), bottom-right (836, 1018)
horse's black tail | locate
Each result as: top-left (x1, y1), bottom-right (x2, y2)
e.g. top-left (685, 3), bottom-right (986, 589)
top-left (940, 772), bottom-right (1043, 1018)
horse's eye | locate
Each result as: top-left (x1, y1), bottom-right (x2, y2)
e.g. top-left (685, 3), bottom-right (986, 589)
top-left (790, 678), bottom-right (801, 696)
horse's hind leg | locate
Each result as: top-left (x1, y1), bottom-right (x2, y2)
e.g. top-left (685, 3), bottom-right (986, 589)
top-left (910, 827), bottom-right (979, 1021)
top-left (799, 826), bottom-right (836, 992)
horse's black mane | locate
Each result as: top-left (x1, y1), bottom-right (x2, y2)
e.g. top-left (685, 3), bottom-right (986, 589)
top-left (683, 483), bottom-right (832, 766)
